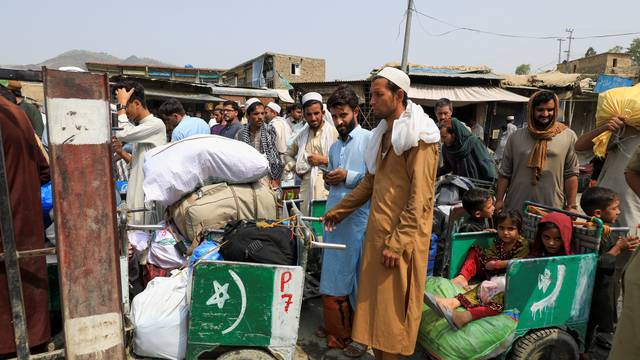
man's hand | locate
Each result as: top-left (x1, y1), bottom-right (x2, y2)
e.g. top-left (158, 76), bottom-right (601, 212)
top-left (111, 136), bottom-right (123, 155)
top-left (495, 200), bottom-right (504, 214)
top-left (115, 87), bottom-right (134, 106)
top-left (382, 247), bottom-right (400, 268)
top-left (323, 210), bottom-right (340, 232)
top-left (325, 168), bottom-right (347, 185)
top-left (606, 116), bottom-right (626, 132)
top-left (307, 153), bottom-right (327, 167)
top-left (269, 178), bottom-right (280, 190)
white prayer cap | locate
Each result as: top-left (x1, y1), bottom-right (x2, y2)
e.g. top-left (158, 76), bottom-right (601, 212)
top-left (245, 98), bottom-right (261, 109)
top-left (267, 102), bottom-right (281, 114)
top-left (506, 115), bottom-right (515, 121)
top-left (302, 92), bottom-right (323, 106)
top-left (375, 67), bottom-right (410, 93)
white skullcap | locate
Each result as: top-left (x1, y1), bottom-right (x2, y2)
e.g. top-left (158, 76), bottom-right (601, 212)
top-left (302, 92), bottom-right (323, 106)
top-left (244, 98), bottom-right (261, 109)
top-left (376, 67), bottom-right (410, 93)
top-left (506, 115), bottom-right (515, 121)
top-left (267, 102), bottom-right (281, 114)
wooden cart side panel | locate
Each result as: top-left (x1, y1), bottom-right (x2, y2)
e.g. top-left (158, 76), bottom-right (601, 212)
top-left (44, 68), bottom-right (124, 359)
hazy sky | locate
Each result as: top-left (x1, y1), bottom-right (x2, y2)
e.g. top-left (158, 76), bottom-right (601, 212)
top-left (5, 0), bottom-right (640, 80)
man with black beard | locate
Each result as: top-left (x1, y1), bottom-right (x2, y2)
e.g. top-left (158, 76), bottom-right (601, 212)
top-left (318, 85), bottom-right (372, 357)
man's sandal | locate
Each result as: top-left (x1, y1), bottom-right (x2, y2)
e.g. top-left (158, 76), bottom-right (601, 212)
top-left (343, 342), bottom-right (367, 358)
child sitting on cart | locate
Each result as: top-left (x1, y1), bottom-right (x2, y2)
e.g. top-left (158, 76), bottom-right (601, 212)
top-left (580, 187), bottom-right (640, 351)
top-left (458, 188), bottom-right (494, 233)
top-left (529, 212), bottom-right (573, 257)
top-left (425, 210), bottom-right (528, 329)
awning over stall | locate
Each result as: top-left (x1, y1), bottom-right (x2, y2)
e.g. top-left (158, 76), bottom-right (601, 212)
top-left (409, 84), bottom-right (529, 106)
top-left (275, 89), bottom-right (295, 103)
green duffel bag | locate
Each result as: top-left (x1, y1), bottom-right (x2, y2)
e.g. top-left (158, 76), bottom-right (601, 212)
top-left (418, 277), bottom-right (518, 360)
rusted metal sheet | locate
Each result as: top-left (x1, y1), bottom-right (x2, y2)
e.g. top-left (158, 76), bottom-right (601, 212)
top-left (44, 68), bottom-right (125, 359)
top-left (0, 127), bottom-right (31, 359)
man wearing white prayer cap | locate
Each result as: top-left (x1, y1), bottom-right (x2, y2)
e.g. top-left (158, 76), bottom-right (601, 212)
top-left (325, 67), bottom-right (440, 358)
top-left (284, 92), bottom-right (338, 214)
top-left (265, 101), bottom-right (294, 185)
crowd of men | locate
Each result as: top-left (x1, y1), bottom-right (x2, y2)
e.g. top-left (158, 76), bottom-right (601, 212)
top-left (1, 65), bottom-right (640, 360)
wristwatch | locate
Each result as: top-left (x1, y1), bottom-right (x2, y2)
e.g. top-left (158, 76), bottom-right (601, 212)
top-left (116, 103), bottom-right (127, 111)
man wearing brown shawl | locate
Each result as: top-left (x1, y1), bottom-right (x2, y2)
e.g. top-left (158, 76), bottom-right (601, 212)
top-left (495, 90), bottom-right (579, 213)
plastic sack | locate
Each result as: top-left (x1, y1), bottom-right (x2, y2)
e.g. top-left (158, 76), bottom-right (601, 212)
top-left (41, 182), bottom-right (53, 212)
top-left (127, 222), bottom-right (187, 270)
top-left (593, 84), bottom-right (640, 157)
top-left (143, 135), bottom-right (269, 206)
top-left (131, 270), bottom-right (189, 360)
top-left (189, 239), bottom-right (223, 268)
top-left (418, 277), bottom-right (517, 360)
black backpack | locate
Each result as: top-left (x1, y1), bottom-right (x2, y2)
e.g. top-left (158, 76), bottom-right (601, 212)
top-left (219, 219), bottom-right (297, 266)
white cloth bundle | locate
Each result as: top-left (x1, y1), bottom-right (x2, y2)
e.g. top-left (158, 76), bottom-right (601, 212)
top-left (143, 135), bottom-right (269, 206)
top-left (364, 100), bottom-right (440, 174)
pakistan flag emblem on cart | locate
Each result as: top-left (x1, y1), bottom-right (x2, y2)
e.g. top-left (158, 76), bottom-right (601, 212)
top-left (187, 261), bottom-right (304, 359)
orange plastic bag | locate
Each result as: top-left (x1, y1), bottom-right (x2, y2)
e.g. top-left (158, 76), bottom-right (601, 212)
top-left (593, 84), bottom-right (640, 157)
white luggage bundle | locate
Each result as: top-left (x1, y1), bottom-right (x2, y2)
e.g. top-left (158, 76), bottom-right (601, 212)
top-left (131, 270), bottom-right (189, 360)
top-left (143, 135), bottom-right (269, 207)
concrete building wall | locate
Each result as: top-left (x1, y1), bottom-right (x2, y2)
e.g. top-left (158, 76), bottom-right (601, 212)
top-left (273, 54), bottom-right (325, 87)
top-left (558, 53), bottom-right (634, 75)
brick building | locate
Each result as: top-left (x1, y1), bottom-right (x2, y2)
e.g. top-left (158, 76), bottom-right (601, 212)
top-left (557, 53), bottom-right (636, 76)
top-left (222, 52), bottom-right (325, 89)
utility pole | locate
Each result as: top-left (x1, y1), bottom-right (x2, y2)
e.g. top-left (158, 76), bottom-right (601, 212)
top-left (400, 0), bottom-right (414, 73)
top-left (557, 38), bottom-right (565, 64)
top-left (565, 28), bottom-right (574, 61)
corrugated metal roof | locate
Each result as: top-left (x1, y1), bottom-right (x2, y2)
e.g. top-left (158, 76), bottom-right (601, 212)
top-left (208, 85), bottom-right (279, 98)
top-left (409, 72), bottom-right (505, 80)
top-left (145, 89), bottom-right (226, 102)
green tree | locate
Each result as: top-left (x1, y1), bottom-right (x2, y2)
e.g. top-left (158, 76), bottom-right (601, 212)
top-left (515, 64), bottom-right (531, 75)
top-left (585, 47), bottom-right (597, 57)
top-left (628, 38), bottom-right (640, 65)
top-left (608, 45), bottom-right (625, 53)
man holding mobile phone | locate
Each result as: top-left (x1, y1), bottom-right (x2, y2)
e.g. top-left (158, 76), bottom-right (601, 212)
top-left (284, 92), bottom-right (338, 214)
top-left (317, 86), bottom-right (372, 357)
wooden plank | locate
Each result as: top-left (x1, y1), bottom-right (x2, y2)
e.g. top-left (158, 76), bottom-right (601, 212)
top-left (44, 68), bottom-right (125, 360)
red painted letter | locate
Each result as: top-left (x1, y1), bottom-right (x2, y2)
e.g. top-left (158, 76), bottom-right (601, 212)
top-left (280, 271), bottom-right (292, 292)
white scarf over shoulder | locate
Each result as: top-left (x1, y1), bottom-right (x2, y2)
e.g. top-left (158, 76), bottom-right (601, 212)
top-left (364, 100), bottom-right (440, 174)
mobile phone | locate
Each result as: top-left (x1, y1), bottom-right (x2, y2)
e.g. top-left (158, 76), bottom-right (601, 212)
top-left (318, 166), bottom-right (329, 173)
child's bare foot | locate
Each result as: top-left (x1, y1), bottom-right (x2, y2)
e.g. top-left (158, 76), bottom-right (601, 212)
top-left (452, 310), bottom-right (473, 329)
top-left (437, 297), bottom-right (461, 311)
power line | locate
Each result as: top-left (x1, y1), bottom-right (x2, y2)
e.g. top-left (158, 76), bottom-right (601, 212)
top-left (412, 7), bottom-right (558, 39)
top-left (411, 7), bottom-right (640, 41)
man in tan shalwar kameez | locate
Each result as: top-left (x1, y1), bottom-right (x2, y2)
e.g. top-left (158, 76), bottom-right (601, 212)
top-left (324, 67), bottom-right (440, 359)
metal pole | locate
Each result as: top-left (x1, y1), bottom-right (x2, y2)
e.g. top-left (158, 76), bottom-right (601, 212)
top-left (557, 38), bottom-right (565, 64)
top-left (400, 0), bottom-right (414, 73)
top-left (565, 28), bottom-right (574, 61)
top-left (0, 127), bottom-right (31, 359)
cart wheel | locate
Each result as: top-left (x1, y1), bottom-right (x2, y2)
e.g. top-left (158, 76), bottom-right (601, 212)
top-left (217, 348), bottom-right (275, 360)
top-left (509, 328), bottom-right (579, 360)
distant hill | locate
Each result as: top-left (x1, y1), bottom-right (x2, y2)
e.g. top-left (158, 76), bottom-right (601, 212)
top-left (4, 49), bottom-right (174, 71)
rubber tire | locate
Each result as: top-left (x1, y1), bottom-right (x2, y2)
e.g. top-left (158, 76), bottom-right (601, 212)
top-left (216, 349), bottom-right (275, 360)
top-left (509, 328), bottom-right (579, 360)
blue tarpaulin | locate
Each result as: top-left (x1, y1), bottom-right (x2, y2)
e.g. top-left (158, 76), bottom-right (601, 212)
top-left (594, 74), bottom-right (633, 93)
